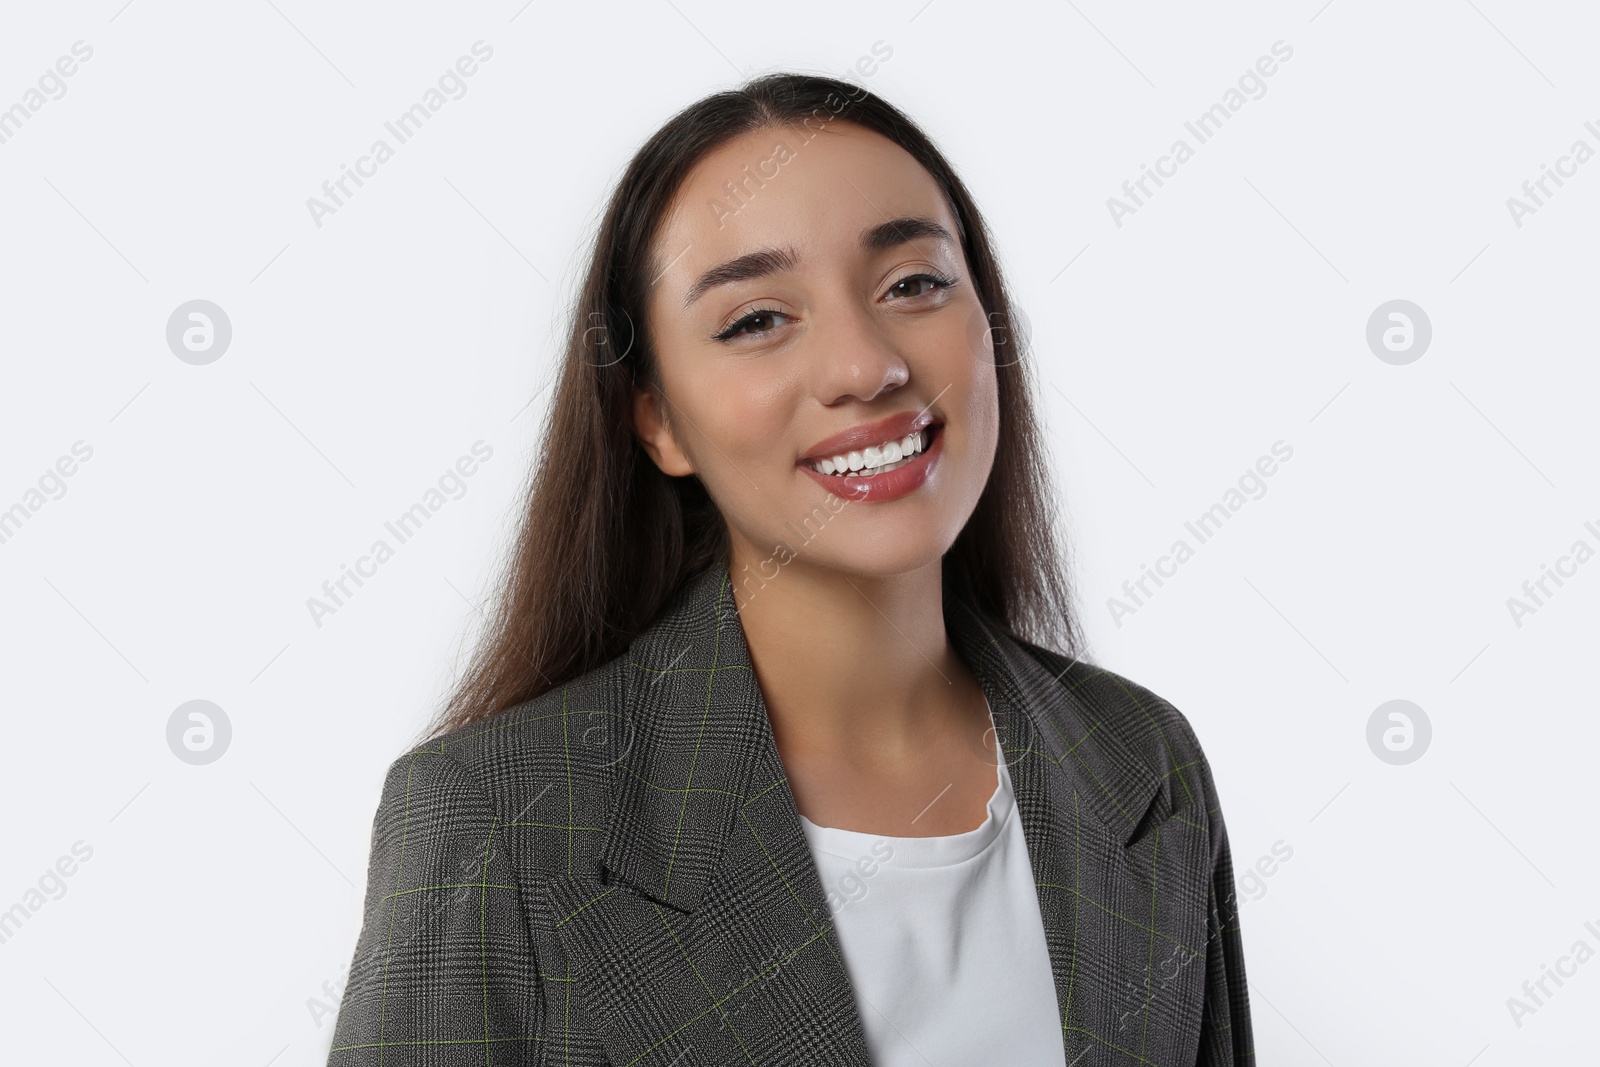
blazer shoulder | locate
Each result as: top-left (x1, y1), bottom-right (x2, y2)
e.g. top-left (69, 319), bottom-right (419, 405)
top-left (392, 650), bottom-right (628, 818)
top-left (1012, 637), bottom-right (1220, 830)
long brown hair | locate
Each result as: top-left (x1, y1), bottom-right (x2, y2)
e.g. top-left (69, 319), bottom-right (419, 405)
top-left (422, 71), bottom-right (1086, 743)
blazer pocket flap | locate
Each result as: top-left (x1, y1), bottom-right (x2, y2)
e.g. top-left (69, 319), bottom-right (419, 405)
top-left (1058, 807), bottom-right (1213, 1064)
top-left (542, 871), bottom-right (872, 1066)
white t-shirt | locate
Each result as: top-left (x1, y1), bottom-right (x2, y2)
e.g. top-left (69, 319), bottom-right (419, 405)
top-left (797, 698), bottom-right (1067, 1066)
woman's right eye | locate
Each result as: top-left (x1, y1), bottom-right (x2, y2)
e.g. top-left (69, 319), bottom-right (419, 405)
top-left (714, 308), bottom-right (790, 342)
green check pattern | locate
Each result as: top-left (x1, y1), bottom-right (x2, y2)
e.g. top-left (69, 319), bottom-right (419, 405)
top-left (327, 562), bottom-right (1253, 1065)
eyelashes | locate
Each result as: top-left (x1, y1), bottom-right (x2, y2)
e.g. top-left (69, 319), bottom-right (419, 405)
top-left (712, 307), bottom-right (789, 343)
top-left (884, 271), bottom-right (956, 301)
top-left (711, 271), bottom-right (959, 343)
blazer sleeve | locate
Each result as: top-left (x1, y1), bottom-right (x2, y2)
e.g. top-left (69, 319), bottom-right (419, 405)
top-left (327, 748), bottom-right (546, 1067)
top-left (1195, 750), bottom-right (1254, 1066)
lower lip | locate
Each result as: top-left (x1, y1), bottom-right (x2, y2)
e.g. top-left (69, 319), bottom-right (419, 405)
top-left (797, 425), bottom-right (944, 503)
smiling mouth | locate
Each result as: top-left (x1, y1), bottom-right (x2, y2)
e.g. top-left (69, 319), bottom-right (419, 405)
top-left (800, 424), bottom-right (942, 478)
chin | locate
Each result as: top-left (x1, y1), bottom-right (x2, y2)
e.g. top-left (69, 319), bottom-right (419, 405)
top-left (797, 523), bottom-right (962, 580)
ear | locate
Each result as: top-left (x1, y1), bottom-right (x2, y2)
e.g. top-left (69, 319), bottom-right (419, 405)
top-left (632, 386), bottom-right (696, 476)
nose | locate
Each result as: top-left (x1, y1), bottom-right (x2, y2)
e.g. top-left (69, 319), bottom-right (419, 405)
top-left (807, 298), bottom-right (910, 407)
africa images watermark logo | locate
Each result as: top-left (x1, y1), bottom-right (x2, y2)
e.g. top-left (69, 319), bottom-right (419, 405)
top-left (1365, 299), bottom-right (1432, 365)
top-left (1504, 518), bottom-right (1600, 629)
top-left (1505, 118), bottom-right (1600, 229)
top-left (166, 300), bottom-right (233, 365)
top-left (0, 841), bottom-right (95, 948)
top-left (1505, 918), bottom-right (1600, 1030)
top-left (705, 39), bottom-right (892, 231)
top-left (1111, 839), bottom-right (1293, 1036)
top-left (1107, 39), bottom-right (1294, 228)
top-left (0, 39), bottom-right (94, 147)
top-left (1107, 440), bottom-right (1295, 628)
top-left (305, 41), bottom-right (494, 229)
top-left (306, 441), bottom-right (494, 628)
top-left (0, 440), bottom-right (94, 548)
top-left (729, 486), bottom-right (868, 613)
top-left (1365, 699), bottom-right (1431, 765)
top-left (166, 700), bottom-right (233, 765)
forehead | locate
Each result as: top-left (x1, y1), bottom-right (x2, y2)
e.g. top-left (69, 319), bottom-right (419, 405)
top-left (650, 121), bottom-right (956, 292)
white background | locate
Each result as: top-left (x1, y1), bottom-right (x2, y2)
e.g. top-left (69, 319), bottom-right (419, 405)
top-left (1, 1), bottom-right (1596, 1064)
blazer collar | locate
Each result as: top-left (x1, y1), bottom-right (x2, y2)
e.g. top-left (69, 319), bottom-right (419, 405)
top-left (596, 560), bottom-right (1164, 914)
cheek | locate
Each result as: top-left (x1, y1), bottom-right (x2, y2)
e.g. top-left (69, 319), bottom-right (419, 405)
top-left (933, 316), bottom-right (1001, 443)
top-left (967, 365), bottom-right (1002, 476)
top-left (677, 361), bottom-right (800, 475)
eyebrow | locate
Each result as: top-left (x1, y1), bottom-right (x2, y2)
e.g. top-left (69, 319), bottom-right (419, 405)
top-left (680, 215), bottom-right (957, 310)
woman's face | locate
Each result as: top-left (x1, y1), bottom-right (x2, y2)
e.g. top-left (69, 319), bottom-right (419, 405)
top-left (635, 118), bottom-right (1000, 579)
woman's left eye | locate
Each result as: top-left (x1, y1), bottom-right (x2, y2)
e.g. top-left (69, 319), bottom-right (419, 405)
top-left (885, 273), bottom-right (954, 300)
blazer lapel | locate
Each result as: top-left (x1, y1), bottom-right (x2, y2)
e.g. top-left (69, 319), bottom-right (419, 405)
top-left (942, 590), bottom-right (1211, 1064)
top-left (543, 563), bottom-right (874, 1066)
top-left (543, 563), bottom-right (1208, 1066)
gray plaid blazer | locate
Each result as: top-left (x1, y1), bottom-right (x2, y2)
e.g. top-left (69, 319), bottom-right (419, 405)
top-left (328, 562), bottom-right (1253, 1066)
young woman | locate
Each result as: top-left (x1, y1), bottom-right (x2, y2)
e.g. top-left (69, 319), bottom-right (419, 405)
top-left (328, 73), bottom-right (1253, 1067)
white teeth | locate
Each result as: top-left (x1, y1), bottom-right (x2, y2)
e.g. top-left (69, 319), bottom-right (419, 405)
top-left (808, 427), bottom-right (932, 477)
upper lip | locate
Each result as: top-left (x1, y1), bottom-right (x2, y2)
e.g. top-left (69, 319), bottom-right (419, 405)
top-left (797, 409), bottom-right (940, 465)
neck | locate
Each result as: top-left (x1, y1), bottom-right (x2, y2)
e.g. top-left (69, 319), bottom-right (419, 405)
top-left (725, 545), bottom-right (981, 765)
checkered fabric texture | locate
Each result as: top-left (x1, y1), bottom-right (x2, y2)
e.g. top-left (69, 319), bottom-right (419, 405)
top-left (327, 561), bottom-right (1254, 1065)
